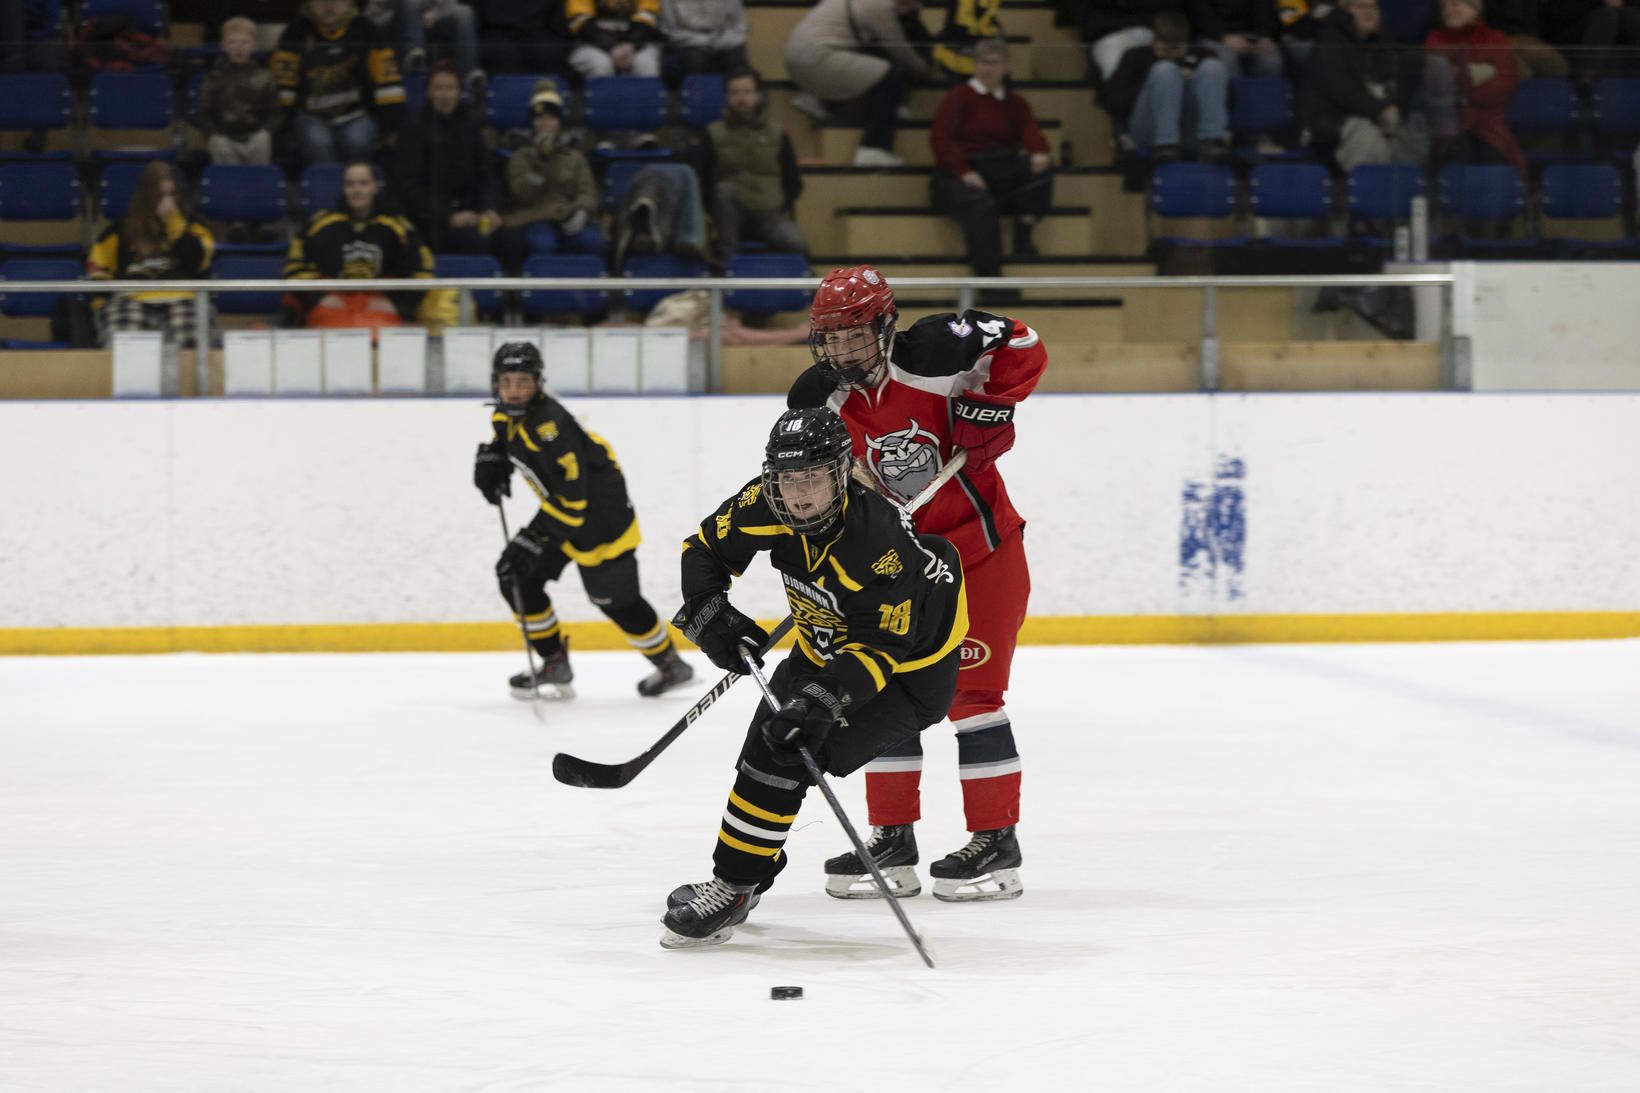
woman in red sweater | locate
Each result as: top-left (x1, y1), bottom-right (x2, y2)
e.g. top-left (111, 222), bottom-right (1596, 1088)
top-left (1425, 0), bottom-right (1526, 174)
top-left (929, 37), bottom-right (1054, 298)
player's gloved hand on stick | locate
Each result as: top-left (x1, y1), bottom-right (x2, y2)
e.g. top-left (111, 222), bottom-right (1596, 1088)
top-left (760, 678), bottom-right (846, 767)
top-left (474, 444), bottom-right (512, 505)
top-left (950, 394), bottom-right (1016, 473)
top-left (675, 592), bottom-right (769, 675)
top-left (496, 528), bottom-right (552, 581)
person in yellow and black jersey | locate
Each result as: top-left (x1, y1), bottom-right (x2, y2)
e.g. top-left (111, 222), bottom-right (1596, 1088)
top-left (282, 160), bottom-right (456, 331)
top-left (87, 161), bottom-right (215, 347)
top-left (931, 0), bottom-right (1004, 80)
top-left (271, 0), bottom-right (404, 166)
top-left (474, 341), bottom-right (696, 701)
top-left (659, 406), bottom-right (967, 950)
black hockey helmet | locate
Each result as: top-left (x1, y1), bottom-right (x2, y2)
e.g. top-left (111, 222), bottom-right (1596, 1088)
top-left (492, 341), bottom-right (544, 417)
top-left (762, 407), bottom-right (853, 535)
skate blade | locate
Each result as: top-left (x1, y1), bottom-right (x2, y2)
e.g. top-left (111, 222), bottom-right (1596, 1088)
top-left (932, 868), bottom-right (1023, 903)
top-left (659, 925), bottom-right (734, 950)
top-left (824, 865), bottom-right (921, 900)
top-left (510, 683), bottom-right (575, 702)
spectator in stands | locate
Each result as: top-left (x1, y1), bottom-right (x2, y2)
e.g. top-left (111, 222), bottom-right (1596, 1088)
top-left (930, 37), bottom-right (1052, 285)
top-left (271, 0), bottom-right (405, 166)
top-left (1105, 10), bottom-right (1230, 161)
top-left (198, 16), bottom-right (280, 166)
top-left (1302, 0), bottom-right (1428, 170)
top-left (1485, 0), bottom-right (1569, 77)
top-left (284, 160), bottom-right (457, 330)
top-left (659, 0), bottom-right (747, 80)
top-left (503, 81), bottom-right (605, 256)
top-left (701, 65), bottom-right (807, 262)
top-left (395, 63), bottom-right (525, 269)
top-left (1190, 0), bottom-right (1285, 75)
top-left (1082, 0), bottom-right (1188, 83)
top-left (475, 0), bottom-right (572, 74)
top-left (568, 0), bottom-right (663, 79)
top-left (784, 0), bottom-right (932, 167)
top-left (87, 162), bottom-right (216, 348)
top-left (1541, 0), bottom-right (1640, 87)
top-left (930, 0), bottom-right (1004, 81)
top-left (390, 0), bottom-right (487, 95)
top-left (1425, 0), bottom-right (1525, 173)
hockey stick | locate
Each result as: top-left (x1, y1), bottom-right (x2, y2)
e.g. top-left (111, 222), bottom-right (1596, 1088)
top-left (550, 449), bottom-right (967, 790)
top-left (742, 650), bottom-right (937, 969)
top-left (498, 505), bottom-right (548, 723)
top-left (552, 616), bottom-right (795, 788)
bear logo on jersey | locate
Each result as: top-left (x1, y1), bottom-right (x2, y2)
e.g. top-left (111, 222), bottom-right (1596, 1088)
top-left (863, 420), bottom-right (942, 503)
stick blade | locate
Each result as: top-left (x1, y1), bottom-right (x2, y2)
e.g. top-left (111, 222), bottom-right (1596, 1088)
top-left (551, 752), bottom-right (631, 789)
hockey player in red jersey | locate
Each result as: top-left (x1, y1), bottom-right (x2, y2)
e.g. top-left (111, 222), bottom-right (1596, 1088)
top-left (788, 264), bottom-right (1043, 902)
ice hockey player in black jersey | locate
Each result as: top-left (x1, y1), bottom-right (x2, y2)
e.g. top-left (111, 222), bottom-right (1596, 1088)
top-left (474, 341), bottom-right (694, 700)
top-left (659, 406), bottom-right (968, 949)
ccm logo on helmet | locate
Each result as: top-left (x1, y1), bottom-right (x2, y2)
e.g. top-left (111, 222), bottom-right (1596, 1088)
top-left (959, 638), bottom-right (991, 668)
top-left (953, 402), bottom-right (1015, 425)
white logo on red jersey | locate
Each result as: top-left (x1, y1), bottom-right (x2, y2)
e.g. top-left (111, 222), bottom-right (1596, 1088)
top-left (863, 420), bottom-right (942, 502)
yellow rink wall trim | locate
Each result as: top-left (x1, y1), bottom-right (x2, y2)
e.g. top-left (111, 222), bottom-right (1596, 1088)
top-left (2, 612), bottom-right (1638, 655)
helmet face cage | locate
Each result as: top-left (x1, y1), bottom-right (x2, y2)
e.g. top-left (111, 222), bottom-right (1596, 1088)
top-left (491, 342), bottom-right (544, 417)
top-left (763, 410), bottom-right (853, 534)
top-left (809, 310), bottom-right (895, 391)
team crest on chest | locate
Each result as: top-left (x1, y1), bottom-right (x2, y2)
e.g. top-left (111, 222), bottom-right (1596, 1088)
top-left (863, 420), bottom-right (942, 502)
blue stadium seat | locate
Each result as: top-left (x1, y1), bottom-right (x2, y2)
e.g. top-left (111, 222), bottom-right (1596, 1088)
top-left (89, 71), bottom-right (174, 131)
top-left (97, 161), bottom-right (149, 220)
top-left (1152, 163), bottom-right (1238, 218)
top-left (1249, 162), bottom-right (1342, 244)
top-left (1230, 76), bottom-right (1295, 154)
top-left (201, 164), bottom-right (287, 224)
top-left (488, 74), bottom-right (556, 132)
top-left (0, 258), bottom-right (83, 319)
top-left (522, 253), bottom-right (608, 319)
top-left (1347, 163), bottom-right (1425, 219)
top-left (0, 73), bottom-right (73, 139)
top-left (402, 73), bottom-right (428, 116)
top-left (1540, 162), bottom-right (1632, 255)
top-left (299, 163), bottom-right (390, 218)
top-left (81, 0), bottom-right (166, 34)
top-left (210, 255), bottom-right (285, 316)
top-left (602, 159), bottom-right (648, 209)
top-left (0, 161), bottom-right (82, 222)
top-left (1437, 163), bottom-right (1524, 222)
top-left (1592, 78), bottom-right (1640, 154)
top-left (1510, 78), bottom-right (1579, 137)
top-left (724, 252), bottom-right (812, 314)
top-left (435, 253), bottom-right (504, 318)
top-left (0, 338), bottom-right (74, 349)
top-left (680, 74), bottom-right (726, 130)
top-left (584, 76), bottom-right (666, 132)
top-left (621, 253), bottom-right (707, 313)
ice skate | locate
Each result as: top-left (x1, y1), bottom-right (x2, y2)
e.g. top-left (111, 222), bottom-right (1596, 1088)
top-left (930, 826), bottom-right (1023, 902)
top-left (636, 650), bottom-right (695, 697)
top-left (668, 852), bottom-right (783, 909)
top-left (823, 823), bottom-right (921, 899)
top-left (509, 647), bottom-right (574, 701)
top-left (659, 877), bottom-right (759, 949)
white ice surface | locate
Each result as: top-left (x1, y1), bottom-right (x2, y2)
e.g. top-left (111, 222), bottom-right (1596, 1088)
top-left (3, 643), bottom-right (1639, 1092)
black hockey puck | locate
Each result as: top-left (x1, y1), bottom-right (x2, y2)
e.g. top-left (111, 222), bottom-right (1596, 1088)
top-left (770, 985), bottom-right (804, 1001)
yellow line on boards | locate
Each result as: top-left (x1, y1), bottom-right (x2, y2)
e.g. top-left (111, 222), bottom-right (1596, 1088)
top-left (2, 613), bottom-right (1638, 655)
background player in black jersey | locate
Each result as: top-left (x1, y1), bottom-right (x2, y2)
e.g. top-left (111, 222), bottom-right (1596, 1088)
top-left (660, 407), bottom-right (968, 950)
top-left (474, 342), bottom-right (694, 700)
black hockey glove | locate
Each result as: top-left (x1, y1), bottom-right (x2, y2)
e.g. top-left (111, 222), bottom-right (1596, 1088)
top-left (496, 528), bottom-right (552, 582)
top-left (674, 592), bottom-right (769, 675)
top-left (760, 678), bottom-right (847, 767)
top-left (474, 444), bottom-right (511, 505)
top-left (950, 394), bottom-right (1016, 473)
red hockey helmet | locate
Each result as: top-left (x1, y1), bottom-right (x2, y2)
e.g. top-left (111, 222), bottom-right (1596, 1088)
top-left (808, 265), bottom-right (897, 390)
